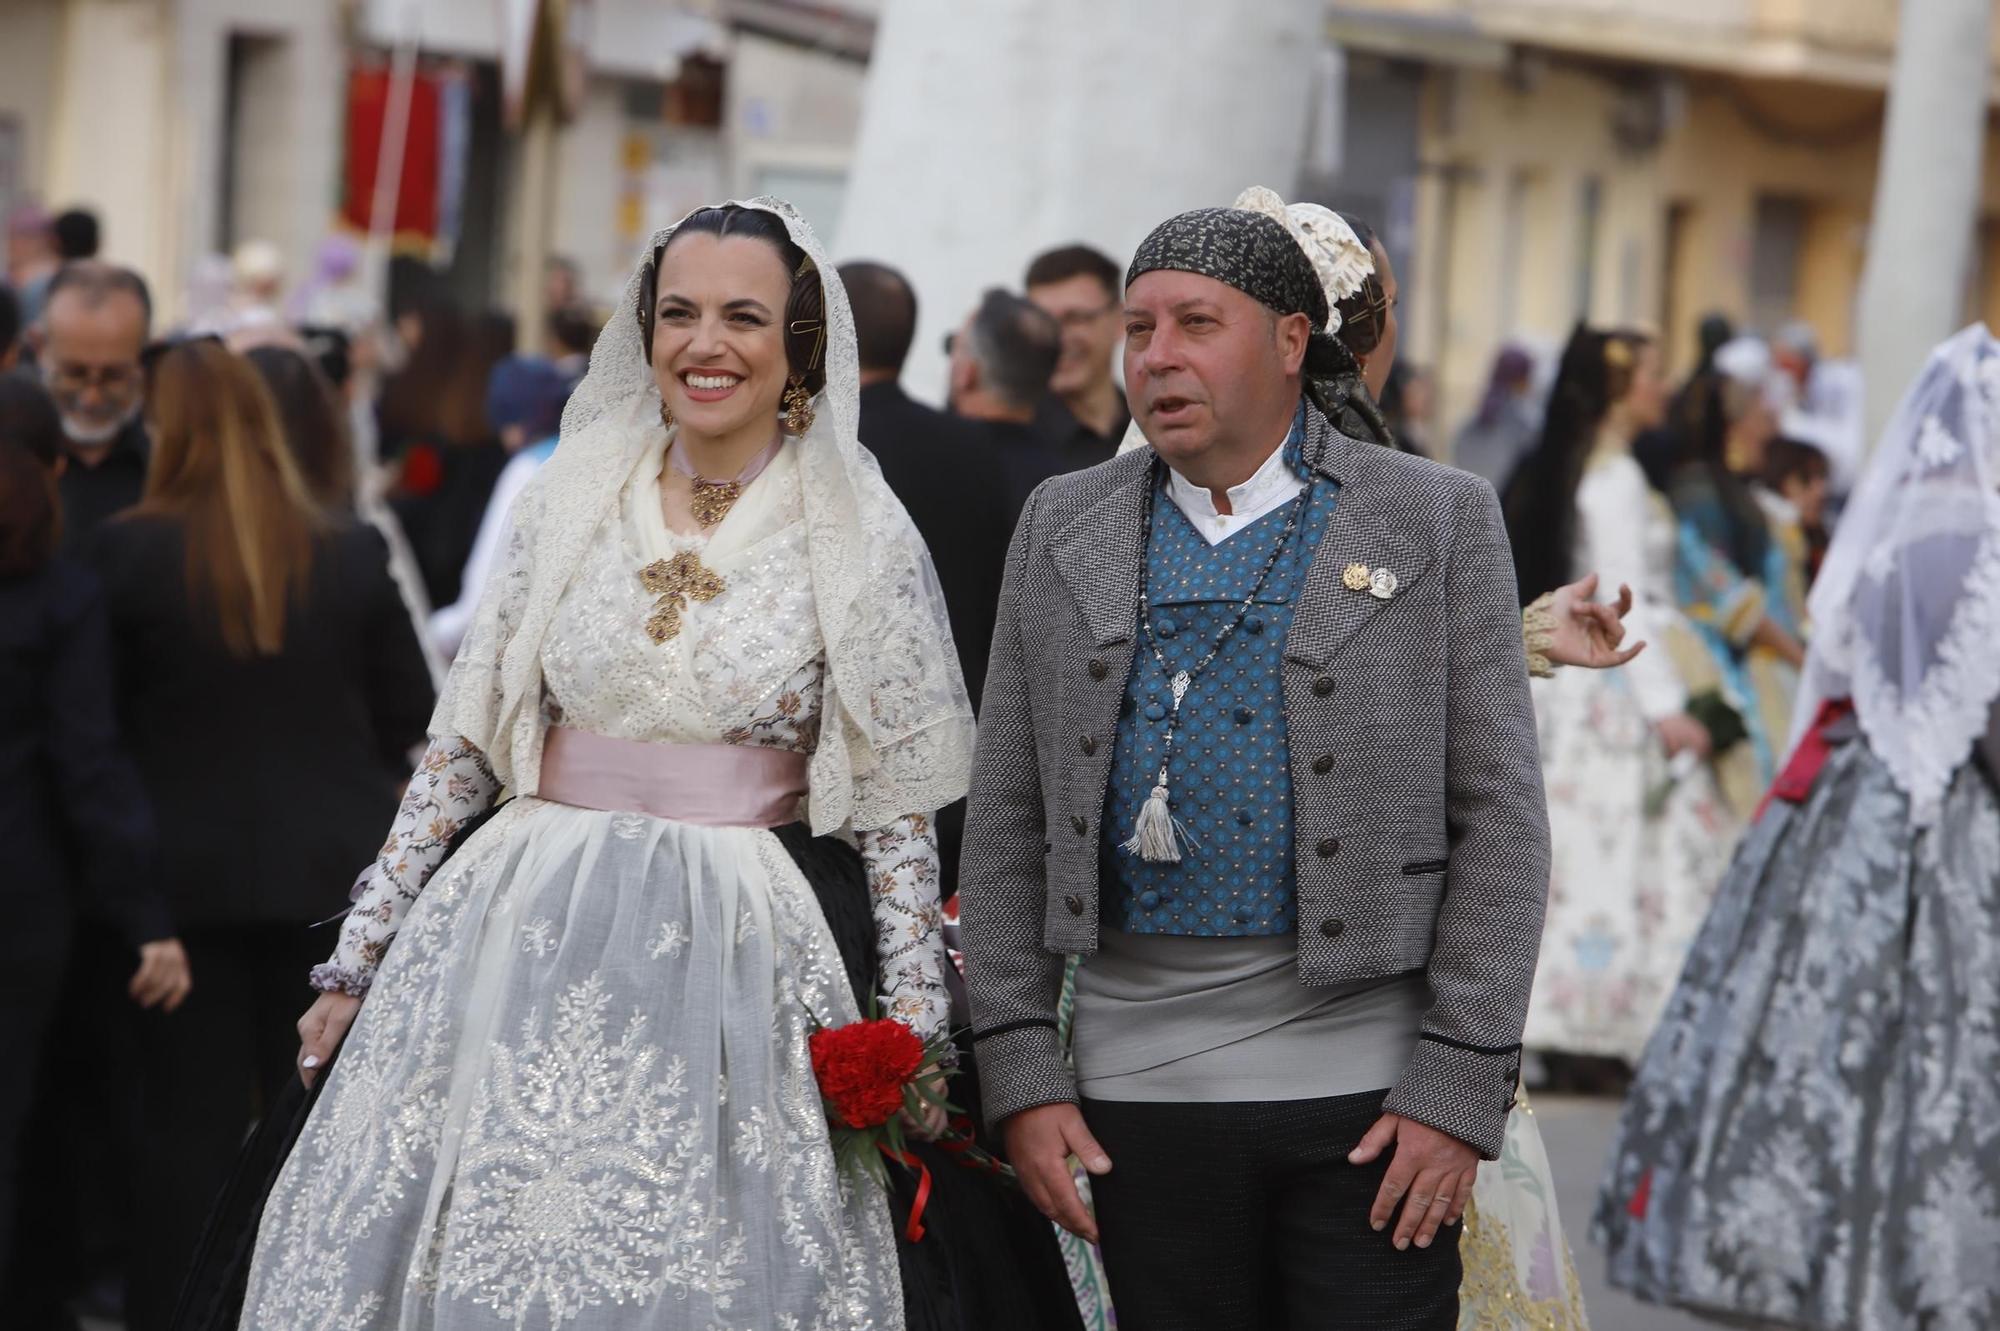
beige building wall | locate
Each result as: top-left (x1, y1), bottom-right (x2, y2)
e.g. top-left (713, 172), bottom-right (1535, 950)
top-left (0, 0), bottom-right (65, 217)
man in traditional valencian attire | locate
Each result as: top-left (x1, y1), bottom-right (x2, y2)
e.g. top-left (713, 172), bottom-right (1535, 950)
top-left (960, 196), bottom-right (1551, 1329)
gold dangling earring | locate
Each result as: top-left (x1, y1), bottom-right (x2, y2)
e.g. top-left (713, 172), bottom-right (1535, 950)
top-left (782, 375), bottom-right (816, 435)
top-left (659, 399), bottom-right (675, 430)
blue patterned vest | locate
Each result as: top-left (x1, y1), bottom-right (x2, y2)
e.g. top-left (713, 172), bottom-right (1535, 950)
top-left (1101, 426), bottom-right (1338, 936)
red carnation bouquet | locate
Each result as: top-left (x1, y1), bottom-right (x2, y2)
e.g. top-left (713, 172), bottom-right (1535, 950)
top-left (809, 1012), bottom-right (1012, 1238)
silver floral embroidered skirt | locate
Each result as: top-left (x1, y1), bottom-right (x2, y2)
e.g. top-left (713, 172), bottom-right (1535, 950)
top-left (1593, 739), bottom-right (2000, 1331)
top-left (239, 800), bottom-right (903, 1331)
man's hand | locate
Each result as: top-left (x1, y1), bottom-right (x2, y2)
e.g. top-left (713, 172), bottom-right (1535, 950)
top-left (129, 939), bottom-right (192, 1012)
top-left (1547, 572), bottom-right (1645, 670)
top-left (1001, 1102), bottom-right (1112, 1243)
top-left (1349, 1112), bottom-right (1480, 1251)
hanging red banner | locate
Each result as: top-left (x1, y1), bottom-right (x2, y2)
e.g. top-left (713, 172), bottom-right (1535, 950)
top-left (340, 62), bottom-right (443, 248)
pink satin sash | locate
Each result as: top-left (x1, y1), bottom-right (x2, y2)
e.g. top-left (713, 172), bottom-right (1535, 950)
top-left (537, 727), bottom-right (808, 828)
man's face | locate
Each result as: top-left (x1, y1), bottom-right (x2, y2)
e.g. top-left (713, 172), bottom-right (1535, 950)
top-left (1123, 270), bottom-right (1305, 473)
top-left (39, 288), bottom-right (147, 446)
top-left (1028, 273), bottom-right (1120, 398)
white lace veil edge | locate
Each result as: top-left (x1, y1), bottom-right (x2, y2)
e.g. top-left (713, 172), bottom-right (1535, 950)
top-left (432, 197), bottom-right (973, 833)
top-left (1791, 322), bottom-right (2000, 825)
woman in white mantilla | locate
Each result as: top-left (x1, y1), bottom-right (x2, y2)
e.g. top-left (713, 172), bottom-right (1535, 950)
top-left (230, 199), bottom-right (1078, 1331)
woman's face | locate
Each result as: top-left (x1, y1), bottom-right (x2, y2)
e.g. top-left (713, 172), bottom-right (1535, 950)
top-left (1359, 239), bottom-right (1400, 400)
top-left (651, 232), bottom-right (792, 440)
top-left (1618, 341), bottom-right (1668, 431)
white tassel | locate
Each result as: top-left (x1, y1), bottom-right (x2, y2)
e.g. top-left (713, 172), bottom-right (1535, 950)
top-left (1122, 783), bottom-right (1188, 863)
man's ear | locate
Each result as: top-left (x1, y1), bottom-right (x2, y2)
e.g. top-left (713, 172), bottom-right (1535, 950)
top-left (1277, 310), bottom-right (1312, 376)
top-left (23, 321), bottom-right (45, 361)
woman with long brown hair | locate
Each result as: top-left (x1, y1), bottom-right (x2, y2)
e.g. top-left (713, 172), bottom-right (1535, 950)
top-left (86, 340), bottom-right (434, 1331)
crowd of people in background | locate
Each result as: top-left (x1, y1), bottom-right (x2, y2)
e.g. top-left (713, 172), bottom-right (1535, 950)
top-left (0, 189), bottom-right (1981, 1331)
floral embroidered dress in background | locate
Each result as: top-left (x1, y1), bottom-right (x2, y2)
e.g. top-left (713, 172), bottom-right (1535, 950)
top-left (245, 440), bottom-right (944, 1331)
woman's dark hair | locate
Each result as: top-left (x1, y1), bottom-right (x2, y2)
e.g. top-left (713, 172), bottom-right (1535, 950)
top-left (638, 206), bottom-right (828, 398)
top-left (1334, 212), bottom-right (1392, 360)
top-left (1679, 373), bottom-right (1772, 575)
top-left (1762, 435), bottom-right (1829, 492)
top-left (247, 344), bottom-right (355, 512)
top-left (379, 294), bottom-right (507, 450)
top-left (0, 441), bottom-right (60, 577)
top-left (0, 368), bottom-right (65, 469)
top-left (1502, 323), bottom-right (1652, 606)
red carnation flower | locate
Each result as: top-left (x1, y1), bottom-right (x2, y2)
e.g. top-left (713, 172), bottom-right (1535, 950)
top-left (810, 1018), bottom-right (926, 1129)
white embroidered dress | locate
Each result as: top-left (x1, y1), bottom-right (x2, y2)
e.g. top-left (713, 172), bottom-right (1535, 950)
top-left (240, 439), bottom-right (942, 1331)
top-left (1524, 447), bottom-right (1738, 1061)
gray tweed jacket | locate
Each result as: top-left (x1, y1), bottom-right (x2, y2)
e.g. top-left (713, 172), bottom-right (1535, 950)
top-left (959, 399), bottom-right (1550, 1160)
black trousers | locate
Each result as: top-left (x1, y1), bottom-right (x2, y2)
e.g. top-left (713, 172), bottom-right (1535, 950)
top-left (6, 923), bottom-right (140, 1331)
top-left (0, 919), bottom-right (72, 1311)
top-left (126, 924), bottom-right (328, 1331)
top-left (1082, 1090), bottom-right (1462, 1331)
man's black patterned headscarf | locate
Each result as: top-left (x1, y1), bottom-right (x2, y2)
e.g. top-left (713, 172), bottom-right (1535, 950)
top-left (1125, 207), bottom-right (1329, 330)
top-left (1125, 204), bottom-right (1392, 443)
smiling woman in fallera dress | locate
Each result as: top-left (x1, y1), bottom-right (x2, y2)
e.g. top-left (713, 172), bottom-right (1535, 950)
top-left (222, 199), bottom-right (1079, 1331)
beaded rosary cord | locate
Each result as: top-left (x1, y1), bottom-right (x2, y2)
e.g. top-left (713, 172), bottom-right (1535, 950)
top-left (1123, 459), bottom-right (1315, 863)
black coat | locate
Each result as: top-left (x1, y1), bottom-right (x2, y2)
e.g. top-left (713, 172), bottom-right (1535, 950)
top-left (0, 556), bottom-right (168, 949)
top-left (87, 516), bottom-right (435, 928)
top-left (858, 382), bottom-right (1015, 710)
top-left (57, 419), bottom-right (150, 554)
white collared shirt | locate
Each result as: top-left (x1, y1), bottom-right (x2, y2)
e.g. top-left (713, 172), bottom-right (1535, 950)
top-left (1163, 430), bottom-right (1306, 546)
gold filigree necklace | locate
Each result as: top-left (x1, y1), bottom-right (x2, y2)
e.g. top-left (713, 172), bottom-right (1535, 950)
top-left (669, 436), bottom-right (783, 531)
top-left (640, 437), bottom-right (783, 643)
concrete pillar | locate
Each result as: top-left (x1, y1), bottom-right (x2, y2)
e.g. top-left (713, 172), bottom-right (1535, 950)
top-left (1854, 0), bottom-right (1994, 449)
top-left (836, 0), bottom-right (1321, 403)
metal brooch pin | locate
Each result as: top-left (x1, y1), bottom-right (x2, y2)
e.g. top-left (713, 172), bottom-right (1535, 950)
top-left (1342, 562), bottom-right (1371, 592)
top-left (1368, 567), bottom-right (1399, 600)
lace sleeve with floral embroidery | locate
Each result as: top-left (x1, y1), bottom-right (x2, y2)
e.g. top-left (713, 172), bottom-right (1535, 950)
top-left (857, 814), bottom-right (950, 1047)
top-left (309, 736), bottom-right (500, 996)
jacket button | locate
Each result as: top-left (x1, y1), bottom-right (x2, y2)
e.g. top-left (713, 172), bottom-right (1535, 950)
top-left (1072, 815), bottom-right (1088, 836)
top-left (1079, 735), bottom-right (1097, 756)
top-left (1088, 659), bottom-right (1108, 680)
top-left (1065, 894), bottom-right (1084, 916)
top-left (1320, 918), bottom-right (1345, 938)
top-left (1312, 754), bottom-right (1334, 774)
top-left (1312, 676), bottom-right (1336, 697)
top-left (1317, 837), bottom-right (1340, 858)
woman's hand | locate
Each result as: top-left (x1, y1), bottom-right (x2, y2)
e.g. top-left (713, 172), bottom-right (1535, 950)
top-left (129, 939), bottom-right (192, 1012)
top-left (297, 991), bottom-right (362, 1088)
top-left (1655, 712), bottom-right (1713, 759)
top-left (898, 1070), bottom-right (950, 1141)
top-left (1547, 572), bottom-right (1646, 670)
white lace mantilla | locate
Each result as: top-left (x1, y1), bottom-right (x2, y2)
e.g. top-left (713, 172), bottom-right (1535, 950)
top-left (1797, 324), bottom-right (2000, 826)
top-left (430, 197), bottom-right (974, 838)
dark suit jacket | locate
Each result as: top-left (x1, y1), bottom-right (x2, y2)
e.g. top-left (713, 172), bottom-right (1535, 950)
top-left (58, 419), bottom-right (150, 554)
top-left (88, 516), bottom-right (435, 928)
top-left (859, 381), bottom-right (1014, 709)
top-left (960, 398), bottom-right (1550, 1158)
top-left (1032, 391), bottom-right (1128, 471)
top-left (0, 556), bottom-right (168, 950)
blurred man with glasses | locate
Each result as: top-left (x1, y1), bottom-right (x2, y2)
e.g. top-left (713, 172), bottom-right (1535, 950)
top-left (36, 261), bottom-right (152, 549)
top-left (1025, 244), bottom-right (1130, 466)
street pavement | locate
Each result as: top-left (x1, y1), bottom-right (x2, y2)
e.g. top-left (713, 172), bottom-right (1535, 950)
top-left (1536, 1092), bottom-right (1738, 1330)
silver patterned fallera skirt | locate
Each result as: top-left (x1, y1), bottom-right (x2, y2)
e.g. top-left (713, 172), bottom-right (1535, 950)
top-left (1594, 737), bottom-right (2000, 1331)
top-left (238, 799), bottom-right (903, 1331)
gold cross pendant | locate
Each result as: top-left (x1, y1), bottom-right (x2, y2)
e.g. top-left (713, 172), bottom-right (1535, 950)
top-left (638, 551), bottom-right (725, 643)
